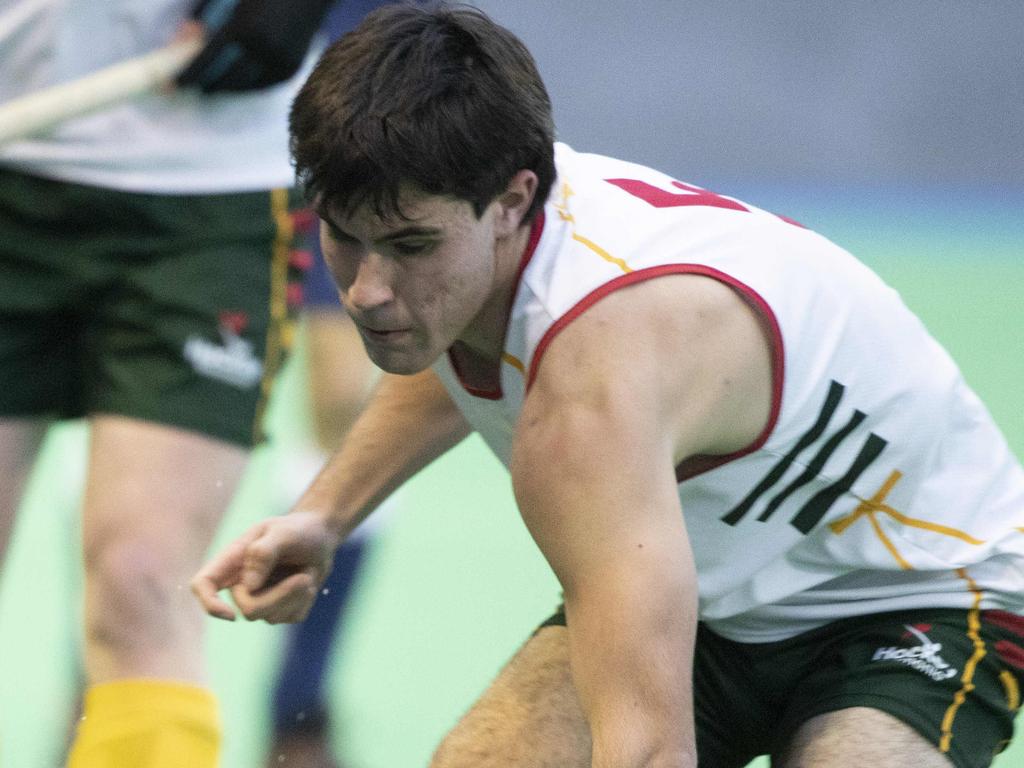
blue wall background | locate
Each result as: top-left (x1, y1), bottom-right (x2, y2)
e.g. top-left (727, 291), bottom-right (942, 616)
top-left (472, 2), bottom-right (1024, 189)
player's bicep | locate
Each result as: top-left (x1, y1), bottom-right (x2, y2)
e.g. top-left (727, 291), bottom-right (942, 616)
top-left (525, 273), bottom-right (773, 468)
top-left (510, 295), bottom-right (685, 592)
top-left (511, 273), bottom-right (772, 584)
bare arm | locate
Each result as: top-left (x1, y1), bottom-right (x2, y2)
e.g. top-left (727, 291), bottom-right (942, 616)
top-left (299, 367), bottom-right (471, 539)
top-left (192, 367), bottom-right (470, 621)
top-left (511, 275), bottom-right (772, 768)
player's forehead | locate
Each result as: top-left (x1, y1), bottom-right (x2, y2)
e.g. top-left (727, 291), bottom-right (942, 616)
top-left (318, 184), bottom-right (476, 239)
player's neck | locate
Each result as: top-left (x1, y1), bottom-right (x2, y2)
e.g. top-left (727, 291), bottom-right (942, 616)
top-left (459, 222), bottom-right (533, 362)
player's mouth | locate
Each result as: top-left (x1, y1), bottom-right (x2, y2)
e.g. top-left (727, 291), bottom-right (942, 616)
top-left (360, 325), bottom-right (412, 344)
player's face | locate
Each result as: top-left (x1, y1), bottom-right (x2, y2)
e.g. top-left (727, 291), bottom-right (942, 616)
top-left (318, 189), bottom-right (501, 374)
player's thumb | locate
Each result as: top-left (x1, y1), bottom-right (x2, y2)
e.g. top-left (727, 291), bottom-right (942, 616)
top-left (240, 533), bottom-right (278, 592)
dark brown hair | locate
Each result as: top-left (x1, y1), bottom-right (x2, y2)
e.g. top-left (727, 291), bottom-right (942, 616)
top-left (289, 2), bottom-right (556, 222)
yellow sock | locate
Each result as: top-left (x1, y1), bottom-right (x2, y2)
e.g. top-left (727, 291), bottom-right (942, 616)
top-left (66, 679), bottom-right (220, 768)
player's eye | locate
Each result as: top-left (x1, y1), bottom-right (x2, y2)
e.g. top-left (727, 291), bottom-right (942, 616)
top-left (391, 239), bottom-right (434, 256)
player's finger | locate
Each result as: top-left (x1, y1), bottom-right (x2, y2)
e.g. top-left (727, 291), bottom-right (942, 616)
top-left (192, 585), bottom-right (237, 621)
top-left (236, 569), bottom-right (317, 623)
top-left (173, 20), bottom-right (205, 44)
top-left (190, 524), bottom-right (265, 620)
top-left (239, 529), bottom-right (285, 592)
top-left (190, 566), bottom-right (238, 621)
top-left (191, 548), bottom-right (247, 620)
top-left (231, 569), bottom-right (319, 624)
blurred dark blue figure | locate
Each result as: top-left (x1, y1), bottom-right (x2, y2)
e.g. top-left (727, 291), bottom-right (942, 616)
top-left (268, 538), bottom-right (370, 766)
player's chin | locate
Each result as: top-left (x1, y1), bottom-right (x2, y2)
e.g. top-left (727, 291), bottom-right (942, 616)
top-left (366, 345), bottom-right (434, 376)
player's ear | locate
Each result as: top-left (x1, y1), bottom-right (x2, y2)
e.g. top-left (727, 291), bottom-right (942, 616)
top-left (493, 169), bottom-right (538, 237)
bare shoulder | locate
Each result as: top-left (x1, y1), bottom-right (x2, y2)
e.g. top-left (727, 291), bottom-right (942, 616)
top-left (525, 273), bottom-right (775, 461)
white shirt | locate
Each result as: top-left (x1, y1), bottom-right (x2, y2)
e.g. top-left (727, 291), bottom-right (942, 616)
top-left (434, 143), bottom-right (1024, 642)
top-left (0, 0), bottom-right (313, 193)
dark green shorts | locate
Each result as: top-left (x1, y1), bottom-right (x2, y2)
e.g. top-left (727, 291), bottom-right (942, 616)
top-left (0, 167), bottom-right (312, 445)
top-left (539, 607), bottom-right (1024, 768)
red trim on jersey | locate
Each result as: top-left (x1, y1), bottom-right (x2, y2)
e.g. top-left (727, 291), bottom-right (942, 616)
top-left (446, 352), bottom-right (504, 399)
top-left (447, 211), bottom-right (546, 400)
top-left (526, 264), bottom-right (785, 483)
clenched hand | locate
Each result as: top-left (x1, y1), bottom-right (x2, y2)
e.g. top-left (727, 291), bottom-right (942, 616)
top-left (191, 510), bottom-right (341, 623)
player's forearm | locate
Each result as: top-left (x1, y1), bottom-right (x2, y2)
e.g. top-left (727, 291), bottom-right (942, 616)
top-left (512, 367), bottom-right (701, 766)
top-left (567, 583), bottom-right (699, 768)
top-left (291, 368), bottom-right (470, 538)
top-left (556, 491), bottom-right (700, 768)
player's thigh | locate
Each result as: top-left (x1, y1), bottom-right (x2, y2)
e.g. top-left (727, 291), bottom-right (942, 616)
top-left (80, 416), bottom-right (248, 682)
top-left (430, 625), bottom-right (591, 768)
top-left (81, 414), bottom-right (247, 574)
top-left (770, 608), bottom-right (1024, 768)
top-left (774, 706), bottom-right (953, 768)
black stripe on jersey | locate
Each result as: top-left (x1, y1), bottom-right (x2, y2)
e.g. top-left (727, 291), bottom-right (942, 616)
top-left (757, 409), bottom-right (867, 523)
top-left (789, 432), bottom-right (888, 534)
top-left (721, 380), bottom-right (845, 526)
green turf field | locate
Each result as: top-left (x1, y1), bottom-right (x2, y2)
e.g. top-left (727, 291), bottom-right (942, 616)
top-left (0, 198), bottom-right (1021, 767)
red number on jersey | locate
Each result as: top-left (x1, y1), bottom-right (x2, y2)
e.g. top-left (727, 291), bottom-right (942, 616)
top-left (606, 178), bottom-right (748, 212)
top-left (606, 178), bottom-right (805, 228)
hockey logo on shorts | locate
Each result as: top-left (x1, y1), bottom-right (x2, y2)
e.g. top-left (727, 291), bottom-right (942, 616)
top-left (871, 624), bottom-right (958, 681)
top-left (183, 311), bottom-right (263, 389)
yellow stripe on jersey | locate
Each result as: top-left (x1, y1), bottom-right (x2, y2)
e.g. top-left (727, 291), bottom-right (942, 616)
top-left (829, 471), bottom-right (986, 569)
top-left (555, 182), bottom-right (633, 274)
top-left (939, 570), bottom-right (987, 754)
top-left (502, 352), bottom-right (525, 374)
top-left (554, 181), bottom-right (575, 222)
top-left (829, 470), bottom-right (903, 534)
top-left (573, 232), bottom-right (633, 274)
top-left (871, 507), bottom-right (986, 545)
top-left (865, 511), bottom-right (912, 570)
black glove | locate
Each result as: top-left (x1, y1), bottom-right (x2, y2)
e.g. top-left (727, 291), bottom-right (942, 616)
top-left (177, 0), bottom-right (336, 93)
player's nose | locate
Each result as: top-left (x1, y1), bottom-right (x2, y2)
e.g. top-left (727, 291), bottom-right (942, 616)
top-left (346, 253), bottom-right (395, 311)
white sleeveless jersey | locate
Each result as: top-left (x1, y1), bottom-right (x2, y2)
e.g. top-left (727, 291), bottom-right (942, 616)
top-left (0, 0), bottom-right (313, 193)
top-left (433, 143), bottom-right (1024, 643)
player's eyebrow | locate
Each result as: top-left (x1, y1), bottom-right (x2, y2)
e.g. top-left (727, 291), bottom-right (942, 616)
top-left (315, 205), bottom-right (441, 243)
top-left (377, 225), bottom-right (442, 242)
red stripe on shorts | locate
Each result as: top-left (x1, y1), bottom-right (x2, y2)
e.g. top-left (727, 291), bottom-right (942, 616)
top-left (984, 610), bottom-right (1024, 638)
top-left (994, 640), bottom-right (1024, 670)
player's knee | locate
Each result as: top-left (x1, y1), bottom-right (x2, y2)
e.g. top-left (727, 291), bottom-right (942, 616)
top-left (84, 537), bottom-right (179, 647)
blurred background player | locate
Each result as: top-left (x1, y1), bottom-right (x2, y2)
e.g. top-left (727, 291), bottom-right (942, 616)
top-left (0, 0), bottom-right (338, 765)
